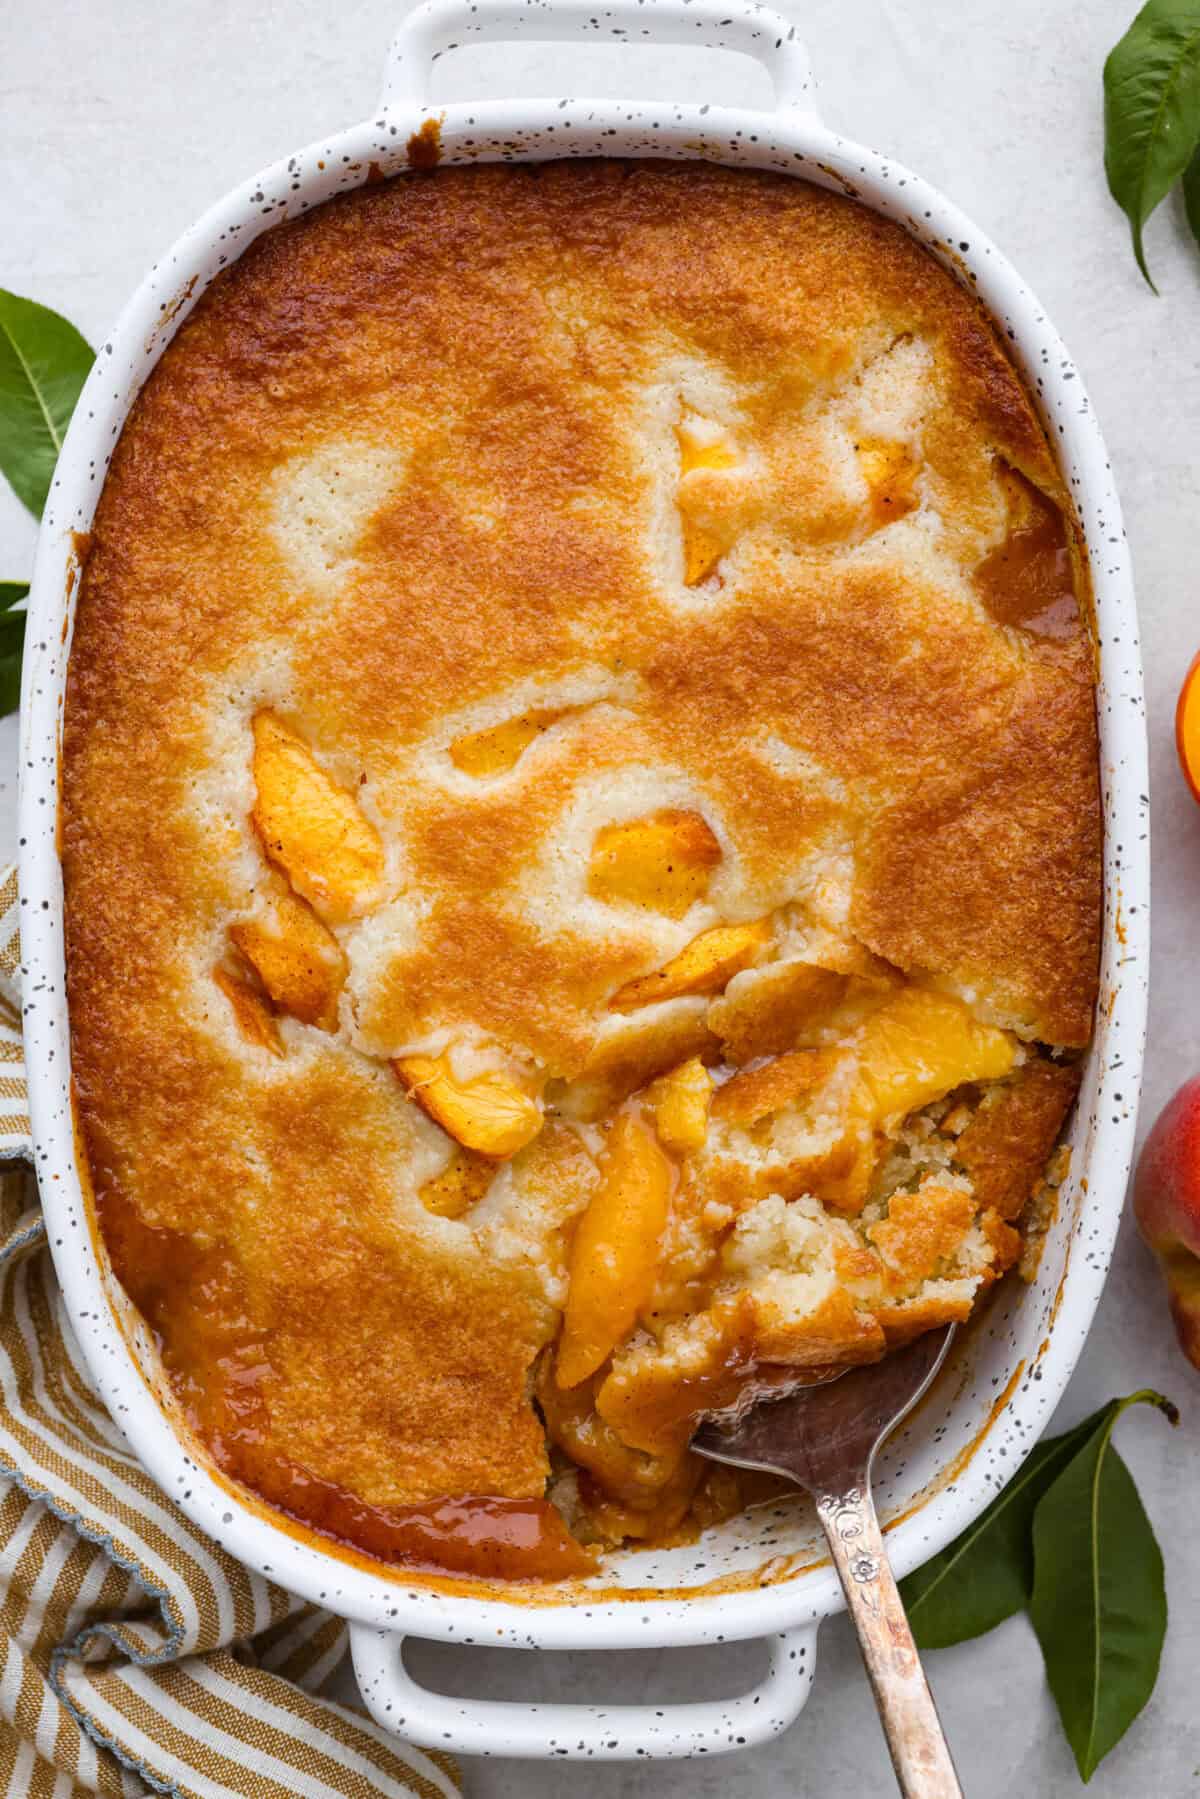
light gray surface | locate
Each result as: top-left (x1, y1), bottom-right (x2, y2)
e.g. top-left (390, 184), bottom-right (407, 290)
top-left (2, 0), bottom-right (1198, 1792)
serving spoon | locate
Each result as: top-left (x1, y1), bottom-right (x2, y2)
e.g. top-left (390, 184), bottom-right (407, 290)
top-left (693, 1324), bottom-right (962, 1798)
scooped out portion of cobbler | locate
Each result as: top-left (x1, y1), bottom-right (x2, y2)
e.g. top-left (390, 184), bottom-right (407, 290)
top-left (62, 161), bottom-right (1100, 1583)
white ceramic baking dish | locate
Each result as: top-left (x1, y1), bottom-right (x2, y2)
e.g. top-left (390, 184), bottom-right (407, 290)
top-left (17, 0), bottom-right (1147, 1763)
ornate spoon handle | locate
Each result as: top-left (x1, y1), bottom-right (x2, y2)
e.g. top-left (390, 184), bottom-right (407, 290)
top-left (815, 1480), bottom-right (963, 1799)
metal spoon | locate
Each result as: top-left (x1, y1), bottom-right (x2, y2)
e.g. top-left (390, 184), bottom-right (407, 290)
top-left (693, 1325), bottom-right (962, 1798)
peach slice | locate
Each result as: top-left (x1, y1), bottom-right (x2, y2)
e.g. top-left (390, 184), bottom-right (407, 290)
top-left (1176, 651), bottom-right (1200, 806)
top-left (588, 809), bottom-right (721, 918)
top-left (857, 436), bottom-right (919, 528)
top-left (230, 892), bottom-right (346, 1032)
top-left (609, 919), bottom-right (771, 1012)
top-left (419, 1149), bottom-right (496, 1219)
top-left (681, 522), bottom-right (728, 588)
top-left (449, 708), bottom-right (569, 778)
top-left (677, 417), bottom-right (739, 477)
top-left (214, 966), bottom-right (283, 1057)
top-left (535, 1359), bottom-right (686, 1504)
top-left (647, 1057), bottom-right (713, 1153)
top-left (394, 1052), bottom-right (543, 1158)
top-left (557, 1112), bottom-right (673, 1389)
top-left (676, 417), bottom-right (742, 587)
top-left (854, 987), bottom-right (1016, 1125)
top-left (973, 465), bottom-right (1078, 640)
top-left (251, 711), bottom-right (385, 924)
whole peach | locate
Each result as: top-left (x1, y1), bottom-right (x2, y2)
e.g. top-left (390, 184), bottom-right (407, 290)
top-left (1135, 1076), bottom-right (1200, 1369)
top-left (1178, 650), bottom-right (1200, 806)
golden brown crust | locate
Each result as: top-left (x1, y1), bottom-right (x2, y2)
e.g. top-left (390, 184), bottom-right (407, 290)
top-left (849, 652), bottom-right (1101, 1047)
top-left (62, 162), bottom-right (1101, 1543)
top-left (953, 1059), bottom-right (1083, 1221)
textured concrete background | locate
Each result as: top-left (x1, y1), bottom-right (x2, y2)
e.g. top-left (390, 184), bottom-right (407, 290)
top-left (3, 0), bottom-right (1199, 1791)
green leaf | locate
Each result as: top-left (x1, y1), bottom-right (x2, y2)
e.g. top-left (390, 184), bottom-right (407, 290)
top-left (0, 598), bottom-right (25, 718)
top-left (0, 657), bottom-right (22, 719)
top-left (0, 290), bottom-right (94, 518)
top-left (0, 585), bottom-right (28, 717)
top-left (1104, 0), bottom-right (1200, 288)
top-left (1183, 140), bottom-right (1200, 243)
top-left (900, 1405), bottom-right (1109, 1648)
top-left (1030, 1390), bottom-right (1177, 1782)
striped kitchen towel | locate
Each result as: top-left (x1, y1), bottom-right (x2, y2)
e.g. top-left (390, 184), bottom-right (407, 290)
top-left (0, 869), bottom-right (458, 1798)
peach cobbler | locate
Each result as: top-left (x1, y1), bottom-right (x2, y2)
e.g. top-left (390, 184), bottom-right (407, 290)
top-left (61, 162), bottom-right (1101, 1581)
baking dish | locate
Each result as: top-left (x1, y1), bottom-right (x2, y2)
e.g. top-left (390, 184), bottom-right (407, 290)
top-left (16, 0), bottom-right (1147, 1761)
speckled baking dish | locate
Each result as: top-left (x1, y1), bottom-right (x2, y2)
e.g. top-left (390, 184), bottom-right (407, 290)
top-left (17, 0), bottom-right (1147, 1762)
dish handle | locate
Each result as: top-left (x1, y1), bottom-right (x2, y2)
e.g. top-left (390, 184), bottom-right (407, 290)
top-left (379, 0), bottom-right (820, 119)
top-left (349, 1619), bottom-right (818, 1760)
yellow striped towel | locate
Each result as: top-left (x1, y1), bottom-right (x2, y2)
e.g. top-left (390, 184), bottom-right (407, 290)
top-left (0, 868), bottom-right (459, 1798)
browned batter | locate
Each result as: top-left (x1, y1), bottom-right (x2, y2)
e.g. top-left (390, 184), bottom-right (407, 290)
top-left (62, 163), bottom-right (1100, 1579)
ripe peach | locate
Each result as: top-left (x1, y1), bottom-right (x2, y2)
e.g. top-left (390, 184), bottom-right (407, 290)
top-left (1177, 651), bottom-right (1200, 806)
top-left (1134, 1075), bottom-right (1200, 1368)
